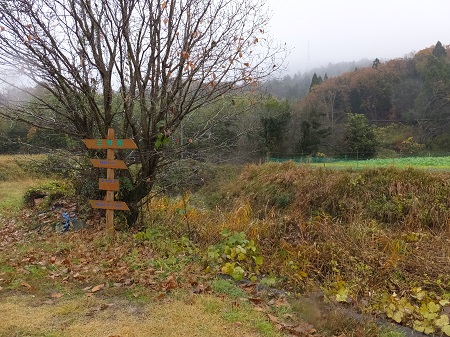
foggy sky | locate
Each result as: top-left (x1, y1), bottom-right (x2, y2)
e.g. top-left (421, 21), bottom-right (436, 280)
top-left (264, 0), bottom-right (450, 74)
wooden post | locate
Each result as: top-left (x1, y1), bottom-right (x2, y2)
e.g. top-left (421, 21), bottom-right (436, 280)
top-left (82, 128), bottom-right (136, 233)
top-left (106, 128), bottom-right (115, 235)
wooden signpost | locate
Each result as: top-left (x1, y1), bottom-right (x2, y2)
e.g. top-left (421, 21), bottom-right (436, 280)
top-left (83, 129), bottom-right (137, 234)
top-left (98, 179), bottom-right (120, 191)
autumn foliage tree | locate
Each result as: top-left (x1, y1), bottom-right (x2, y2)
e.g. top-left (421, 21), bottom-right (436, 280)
top-left (0, 0), bottom-right (284, 224)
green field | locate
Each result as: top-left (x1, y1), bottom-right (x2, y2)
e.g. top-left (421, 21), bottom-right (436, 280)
top-left (271, 156), bottom-right (450, 171)
top-left (0, 155), bottom-right (47, 212)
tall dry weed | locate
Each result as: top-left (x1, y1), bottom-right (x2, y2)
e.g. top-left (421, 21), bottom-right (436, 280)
top-left (144, 162), bottom-right (450, 302)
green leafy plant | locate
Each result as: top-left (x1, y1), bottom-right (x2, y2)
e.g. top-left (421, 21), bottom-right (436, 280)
top-left (207, 228), bottom-right (263, 281)
top-left (135, 226), bottom-right (197, 256)
top-left (377, 287), bottom-right (450, 335)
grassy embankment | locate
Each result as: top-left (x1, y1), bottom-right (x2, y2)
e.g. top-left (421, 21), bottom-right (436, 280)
top-left (5, 155), bottom-right (449, 336)
top-left (0, 155), bottom-right (48, 211)
top-left (163, 159), bottom-right (450, 335)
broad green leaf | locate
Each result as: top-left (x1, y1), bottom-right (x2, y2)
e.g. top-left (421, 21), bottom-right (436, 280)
top-left (419, 303), bottom-right (429, 316)
top-left (412, 287), bottom-right (426, 300)
top-left (413, 320), bottom-right (425, 332)
top-left (221, 262), bottom-right (234, 275)
top-left (336, 287), bottom-right (349, 303)
top-left (441, 324), bottom-right (450, 336)
top-left (386, 307), bottom-right (394, 319)
top-left (424, 312), bottom-right (438, 320)
top-left (237, 253), bottom-right (246, 261)
top-left (428, 301), bottom-right (441, 313)
top-left (231, 266), bottom-right (245, 281)
top-left (253, 255), bottom-right (263, 266)
top-left (392, 311), bottom-right (403, 323)
top-left (436, 314), bottom-right (450, 327)
top-left (424, 325), bottom-right (435, 334)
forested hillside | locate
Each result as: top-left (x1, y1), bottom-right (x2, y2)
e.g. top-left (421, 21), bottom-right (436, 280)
top-left (280, 42), bottom-right (450, 158)
top-left (261, 59), bottom-right (372, 100)
top-left (1, 43), bottom-right (449, 162)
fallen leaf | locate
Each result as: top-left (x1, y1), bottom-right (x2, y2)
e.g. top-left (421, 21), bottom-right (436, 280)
top-left (272, 297), bottom-right (289, 307)
top-left (192, 284), bottom-right (209, 294)
top-left (162, 275), bottom-right (178, 291)
top-left (267, 313), bottom-right (279, 323)
top-left (86, 303), bottom-right (111, 316)
top-left (51, 292), bottom-right (64, 298)
top-left (91, 284), bottom-right (105, 293)
top-left (281, 322), bottom-right (317, 336)
top-left (21, 281), bottom-right (32, 289)
top-left (248, 297), bottom-right (263, 304)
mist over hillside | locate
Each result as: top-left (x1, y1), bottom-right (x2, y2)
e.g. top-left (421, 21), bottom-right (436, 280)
top-left (261, 59), bottom-right (372, 100)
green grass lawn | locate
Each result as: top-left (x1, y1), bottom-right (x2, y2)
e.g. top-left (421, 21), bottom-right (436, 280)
top-left (0, 154), bottom-right (47, 213)
top-left (298, 156), bottom-right (450, 171)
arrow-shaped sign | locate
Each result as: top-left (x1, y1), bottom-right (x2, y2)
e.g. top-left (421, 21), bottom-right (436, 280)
top-left (89, 200), bottom-right (130, 210)
top-left (82, 138), bottom-right (137, 149)
top-left (98, 178), bottom-right (120, 191)
top-left (90, 159), bottom-right (128, 169)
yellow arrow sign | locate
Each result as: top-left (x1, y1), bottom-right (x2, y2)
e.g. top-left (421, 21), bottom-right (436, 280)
top-left (90, 159), bottom-right (128, 169)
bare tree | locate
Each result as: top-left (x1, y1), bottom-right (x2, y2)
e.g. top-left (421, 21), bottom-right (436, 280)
top-left (0, 0), bottom-right (285, 224)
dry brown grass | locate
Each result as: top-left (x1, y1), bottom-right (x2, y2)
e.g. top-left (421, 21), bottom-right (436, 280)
top-left (0, 294), bottom-right (266, 337)
top-left (165, 162), bottom-right (450, 331)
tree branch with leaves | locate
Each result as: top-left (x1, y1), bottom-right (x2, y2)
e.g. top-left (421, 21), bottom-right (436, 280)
top-left (0, 0), bottom-right (285, 224)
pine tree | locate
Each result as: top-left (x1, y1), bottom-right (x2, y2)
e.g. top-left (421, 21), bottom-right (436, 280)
top-left (432, 41), bottom-right (447, 58)
top-left (372, 58), bottom-right (380, 69)
top-left (309, 73), bottom-right (323, 91)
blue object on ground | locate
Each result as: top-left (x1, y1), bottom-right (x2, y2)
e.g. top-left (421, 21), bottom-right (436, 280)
top-left (61, 212), bottom-right (75, 232)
